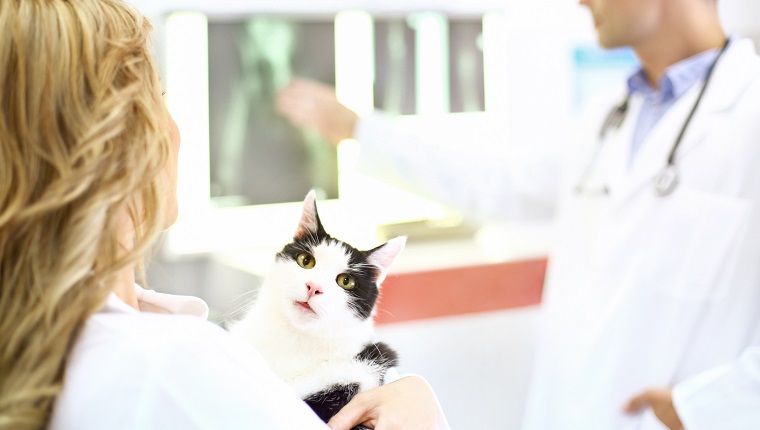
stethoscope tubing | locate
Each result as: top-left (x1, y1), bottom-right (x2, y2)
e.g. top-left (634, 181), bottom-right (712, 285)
top-left (664, 38), bottom-right (731, 167)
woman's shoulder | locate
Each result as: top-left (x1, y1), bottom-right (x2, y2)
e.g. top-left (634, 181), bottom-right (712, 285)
top-left (61, 311), bottom-right (242, 398)
top-left (82, 309), bottom-right (226, 354)
top-left (68, 310), bottom-right (270, 386)
top-left (50, 311), bottom-right (327, 429)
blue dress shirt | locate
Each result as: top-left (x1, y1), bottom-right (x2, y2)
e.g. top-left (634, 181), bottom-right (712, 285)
top-left (626, 45), bottom-right (724, 164)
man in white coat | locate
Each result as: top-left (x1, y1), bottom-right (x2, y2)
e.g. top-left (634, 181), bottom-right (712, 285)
top-left (275, 0), bottom-right (760, 428)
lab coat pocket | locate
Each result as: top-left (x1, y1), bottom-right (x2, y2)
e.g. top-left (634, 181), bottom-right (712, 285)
top-left (640, 186), bottom-right (751, 303)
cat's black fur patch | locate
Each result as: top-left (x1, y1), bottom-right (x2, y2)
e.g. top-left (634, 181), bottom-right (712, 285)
top-left (304, 383), bottom-right (369, 430)
top-left (356, 342), bottom-right (399, 384)
top-left (302, 343), bottom-right (398, 428)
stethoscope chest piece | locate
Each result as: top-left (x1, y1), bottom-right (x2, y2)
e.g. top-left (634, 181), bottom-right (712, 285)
top-left (653, 166), bottom-right (679, 196)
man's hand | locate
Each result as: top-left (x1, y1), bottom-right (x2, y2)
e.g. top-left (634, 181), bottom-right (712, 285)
top-left (275, 78), bottom-right (358, 146)
top-left (624, 388), bottom-right (684, 430)
top-left (327, 376), bottom-right (440, 430)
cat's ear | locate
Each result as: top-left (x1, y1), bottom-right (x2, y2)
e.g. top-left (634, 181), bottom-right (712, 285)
top-left (294, 190), bottom-right (326, 239)
top-left (367, 236), bottom-right (407, 285)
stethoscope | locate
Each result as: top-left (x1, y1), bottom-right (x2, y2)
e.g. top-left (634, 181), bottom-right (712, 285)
top-left (575, 38), bottom-right (731, 197)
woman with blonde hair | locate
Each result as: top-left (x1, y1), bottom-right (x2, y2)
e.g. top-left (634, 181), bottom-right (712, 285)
top-left (0, 1), bottom-right (445, 429)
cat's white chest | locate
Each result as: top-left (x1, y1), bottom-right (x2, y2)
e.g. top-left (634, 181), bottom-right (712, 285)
top-left (230, 302), bottom-right (381, 398)
top-left (271, 350), bottom-right (381, 398)
top-left (232, 318), bottom-right (380, 397)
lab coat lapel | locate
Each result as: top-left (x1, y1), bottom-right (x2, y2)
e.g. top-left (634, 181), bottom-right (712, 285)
top-left (610, 38), bottom-right (760, 207)
top-left (672, 38), bottom-right (760, 160)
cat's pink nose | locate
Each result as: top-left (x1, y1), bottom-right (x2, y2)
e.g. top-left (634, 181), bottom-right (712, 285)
top-left (306, 282), bottom-right (323, 299)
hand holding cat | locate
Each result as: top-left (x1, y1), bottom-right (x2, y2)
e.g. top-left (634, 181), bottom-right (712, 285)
top-left (623, 387), bottom-right (684, 430)
top-left (327, 376), bottom-right (441, 430)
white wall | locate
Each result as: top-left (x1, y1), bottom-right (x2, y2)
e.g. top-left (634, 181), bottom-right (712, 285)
top-left (720, 0), bottom-right (760, 37)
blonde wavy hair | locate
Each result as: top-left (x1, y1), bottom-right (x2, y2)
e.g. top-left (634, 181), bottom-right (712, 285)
top-left (0, 0), bottom-right (172, 428)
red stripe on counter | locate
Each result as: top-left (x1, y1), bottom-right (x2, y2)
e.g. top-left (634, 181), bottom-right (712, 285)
top-left (374, 258), bottom-right (547, 325)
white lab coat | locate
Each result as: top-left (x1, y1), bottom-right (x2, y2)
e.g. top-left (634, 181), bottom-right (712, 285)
top-left (354, 38), bottom-right (760, 429)
top-left (673, 347), bottom-right (760, 429)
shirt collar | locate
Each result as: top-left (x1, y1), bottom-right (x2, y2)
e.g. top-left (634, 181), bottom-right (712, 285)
top-left (626, 45), bottom-right (723, 103)
top-left (103, 284), bottom-right (209, 319)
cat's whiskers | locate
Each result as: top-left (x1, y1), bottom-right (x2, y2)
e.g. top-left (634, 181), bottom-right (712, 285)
top-left (373, 305), bottom-right (397, 321)
top-left (345, 294), bottom-right (368, 321)
top-left (220, 289), bottom-right (260, 326)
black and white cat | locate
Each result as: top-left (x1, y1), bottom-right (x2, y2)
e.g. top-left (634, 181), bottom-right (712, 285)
top-left (229, 190), bottom-right (406, 425)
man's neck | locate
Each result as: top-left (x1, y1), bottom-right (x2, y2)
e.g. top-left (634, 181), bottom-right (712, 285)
top-left (634, 7), bottom-right (725, 88)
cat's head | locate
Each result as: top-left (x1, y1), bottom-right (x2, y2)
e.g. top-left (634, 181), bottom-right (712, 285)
top-left (267, 190), bottom-right (405, 332)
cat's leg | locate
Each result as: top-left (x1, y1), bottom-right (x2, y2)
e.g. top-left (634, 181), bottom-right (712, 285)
top-left (356, 342), bottom-right (399, 384)
top-left (304, 383), bottom-right (372, 429)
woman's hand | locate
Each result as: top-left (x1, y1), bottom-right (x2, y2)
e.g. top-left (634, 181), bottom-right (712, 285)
top-left (327, 376), bottom-right (440, 430)
top-left (624, 387), bottom-right (684, 430)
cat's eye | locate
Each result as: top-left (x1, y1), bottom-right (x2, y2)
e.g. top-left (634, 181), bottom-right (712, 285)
top-left (335, 274), bottom-right (356, 290)
top-left (296, 253), bottom-right (316, 269)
